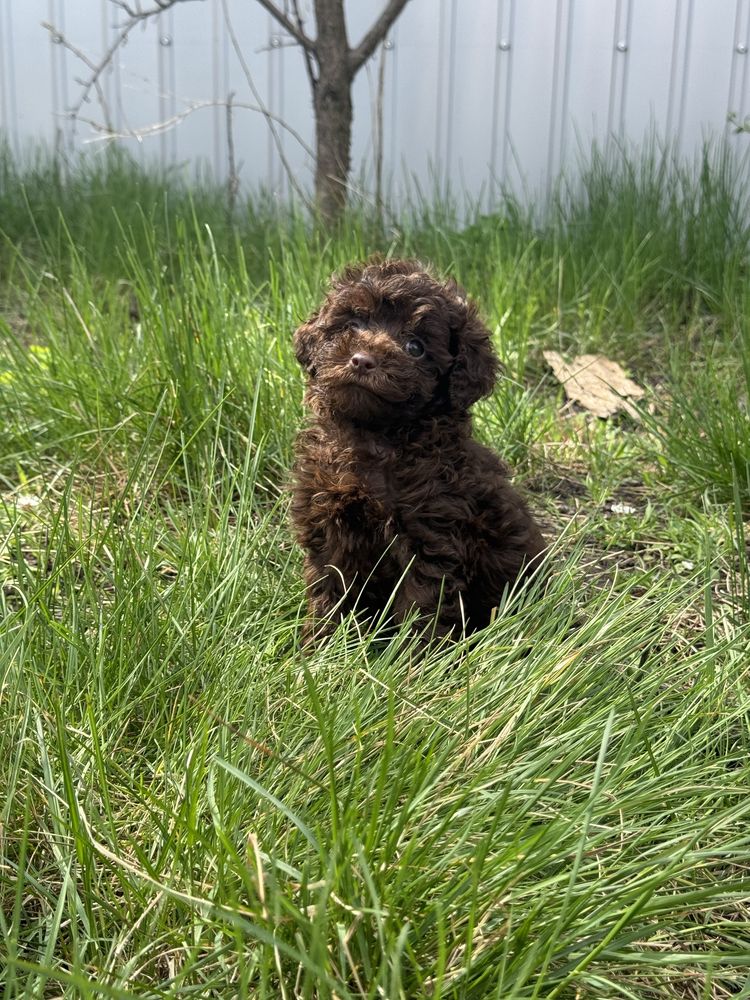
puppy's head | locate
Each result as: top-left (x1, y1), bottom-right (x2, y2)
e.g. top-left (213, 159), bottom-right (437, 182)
top-left (294, 258), bottom-right (498, 425)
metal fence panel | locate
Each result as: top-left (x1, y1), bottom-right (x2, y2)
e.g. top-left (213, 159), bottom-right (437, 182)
top-left (1, 0), bottom-right (748, 204)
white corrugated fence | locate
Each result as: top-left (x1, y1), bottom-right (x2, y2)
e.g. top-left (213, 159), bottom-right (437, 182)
top-left (1, 0), bottom-right (749, 203)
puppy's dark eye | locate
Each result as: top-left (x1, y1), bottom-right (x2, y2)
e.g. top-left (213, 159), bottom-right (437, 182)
top-left (404, 338), bottom-right (425, 358)
top-left (346, 317), bottom-right (367, 332)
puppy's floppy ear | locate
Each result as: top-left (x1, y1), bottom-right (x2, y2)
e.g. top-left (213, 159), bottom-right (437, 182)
top-left (448, 302), bottom-right (499, 410)
top-left (293, 312), bottom-right (320, 375)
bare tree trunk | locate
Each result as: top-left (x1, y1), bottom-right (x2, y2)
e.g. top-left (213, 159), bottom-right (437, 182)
top-left (312, 0), bottom-right (353, 224)
top-left (51, 0), bottom-right (414, 228)
top-left (313, 74), bottom-right (353, 224)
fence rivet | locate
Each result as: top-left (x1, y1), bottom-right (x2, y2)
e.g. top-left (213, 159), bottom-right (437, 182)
top-left (270, 34), bottom-right (282, 48)
top-left (498, 39), bottom-right (511, 51)
top-left (159, 35), bottom-right (172, 47)
top-left (384, 39), bottom-right (394, 50)
top-left (737, 43), bottom-right (748, 54)
top-left (616, 40), bottom-right (628, 52)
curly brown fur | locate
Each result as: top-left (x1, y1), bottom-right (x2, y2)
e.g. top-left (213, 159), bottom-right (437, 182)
top-left (291, 258), bottom-right (546, 640)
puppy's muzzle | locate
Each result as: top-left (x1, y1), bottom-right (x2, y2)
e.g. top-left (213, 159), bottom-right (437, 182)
top-left (349, 351), bottom-right (377, 372)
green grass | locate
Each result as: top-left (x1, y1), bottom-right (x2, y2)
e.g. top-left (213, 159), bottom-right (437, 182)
top-left (1, 136), bottom-right (749, 998)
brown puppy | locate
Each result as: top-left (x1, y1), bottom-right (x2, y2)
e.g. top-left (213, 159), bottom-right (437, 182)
top-left (291, 258), bottom-right (546, 639)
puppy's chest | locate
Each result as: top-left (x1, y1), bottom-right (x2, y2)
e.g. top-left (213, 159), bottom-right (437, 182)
top-left (319, 444), bottom-right (461, 533)
top-left (319, 453), bottom-right (396, 534)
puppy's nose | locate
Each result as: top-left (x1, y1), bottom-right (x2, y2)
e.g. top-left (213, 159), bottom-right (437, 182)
top-left (350, 352), bottom-right (377, 371)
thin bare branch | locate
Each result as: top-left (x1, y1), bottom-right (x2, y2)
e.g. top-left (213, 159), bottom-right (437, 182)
top-left (74, 99), bottom-right (315, 158)
top-left (111, 0), bottom-right (188, 18)
top-left (291, 0), bottom-right (318, 89)
top-left (42, 21), bottom-right (129, 128)
top-left (349, 0), bottom-right (411, 74)
top-left (221, 0), bottom-right (314, 209)
top-left (43, 22), bottom-right (97, 76)
top-left (254, 0), bottom-right (316, 52)
top-left (43, 2), bottom-right (201, 127)
top-left (254, 37), bottom-right (300, 54)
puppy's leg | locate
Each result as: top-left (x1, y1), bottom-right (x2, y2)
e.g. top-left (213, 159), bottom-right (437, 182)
top-left (468, 490), bottom-right (547, 624)
top-left (392, 559), bottom-right (469, 640)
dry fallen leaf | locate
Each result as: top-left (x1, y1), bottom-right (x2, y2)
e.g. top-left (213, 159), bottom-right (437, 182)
top-left (543, 351), bottom-right (644, 419)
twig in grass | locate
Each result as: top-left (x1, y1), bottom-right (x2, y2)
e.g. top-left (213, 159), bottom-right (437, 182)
top-left (191, 696), bottom-right (327, 791)
top-left (352, 663), bottom-right (461, 734)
